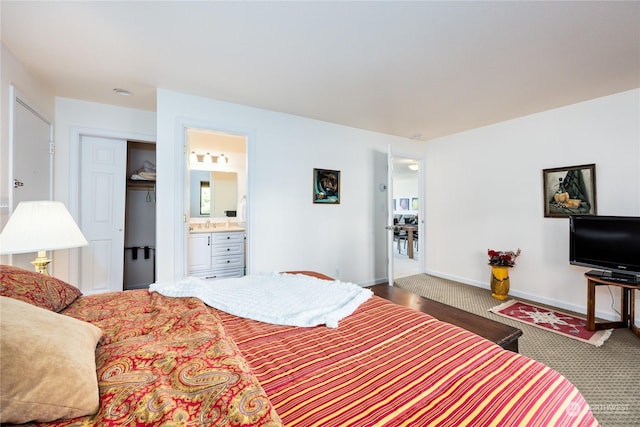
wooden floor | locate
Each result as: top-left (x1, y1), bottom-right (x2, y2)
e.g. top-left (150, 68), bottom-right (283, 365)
top-left (369, 283), bottom-right (522, 352)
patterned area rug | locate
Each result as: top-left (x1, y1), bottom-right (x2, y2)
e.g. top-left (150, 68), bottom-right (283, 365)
top-left (490, 300), bottom-right (612, 347)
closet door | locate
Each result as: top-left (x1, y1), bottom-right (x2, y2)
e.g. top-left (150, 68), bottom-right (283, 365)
top-left (9, 88), bottom-right (53, 271)
top-left (79, 135), bottom-right (126, 294)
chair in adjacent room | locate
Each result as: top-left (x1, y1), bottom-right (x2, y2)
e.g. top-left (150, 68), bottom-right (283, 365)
top-left (393, 218), bottom-right (408, 254)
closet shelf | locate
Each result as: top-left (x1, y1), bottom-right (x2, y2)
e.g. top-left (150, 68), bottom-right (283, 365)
top-left (128, 179), bottom-right (156, 190)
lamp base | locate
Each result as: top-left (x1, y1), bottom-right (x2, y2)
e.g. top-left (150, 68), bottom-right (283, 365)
top-left (30, 251), bottom-right (51, 275)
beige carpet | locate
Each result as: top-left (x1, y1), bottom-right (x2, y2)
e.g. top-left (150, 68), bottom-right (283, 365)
top-left (394, 274), bottom-right (640, 427)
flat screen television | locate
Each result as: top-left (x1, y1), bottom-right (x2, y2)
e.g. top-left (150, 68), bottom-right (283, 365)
top-left (569, 215), bottom-right (640, 284)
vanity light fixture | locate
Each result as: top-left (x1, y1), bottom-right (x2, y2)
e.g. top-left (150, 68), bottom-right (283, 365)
top-left (189, 151), bottom-right (198, 163)
top-left (203, 153), bottom-right (213, 164)
top-left (217, 154), bottom-right (228, 164)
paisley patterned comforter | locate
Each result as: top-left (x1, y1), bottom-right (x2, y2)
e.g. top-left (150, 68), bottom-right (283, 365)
top-left (37, 290), bottom-right (281, 426)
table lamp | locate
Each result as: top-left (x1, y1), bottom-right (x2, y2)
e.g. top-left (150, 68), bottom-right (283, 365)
top-left (0, 200), bottom-right (88, 275)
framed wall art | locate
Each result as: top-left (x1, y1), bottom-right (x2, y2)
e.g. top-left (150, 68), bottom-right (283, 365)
top-left (313, 168), bottom-right (340, 204)
top-left (542, 163), bottom-right (596, 218)
top-left (411, 197), bottom-right (419, 210)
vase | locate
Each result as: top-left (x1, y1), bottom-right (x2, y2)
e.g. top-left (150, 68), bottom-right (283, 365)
top-left (490, 266), bottom-right (510, 301)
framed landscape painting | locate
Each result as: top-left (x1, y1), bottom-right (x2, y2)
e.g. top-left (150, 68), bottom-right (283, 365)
top-left (542, 164), bottom-right (596, 218)
top-left (313, 168), bottom-right (340, 204)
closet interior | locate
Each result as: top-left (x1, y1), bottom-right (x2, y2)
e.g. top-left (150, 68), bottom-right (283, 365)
top-left (124, 141), bottom-right (156, 290)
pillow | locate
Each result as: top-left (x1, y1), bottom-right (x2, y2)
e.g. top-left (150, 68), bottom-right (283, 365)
top-left (0, 265), bottom-right (82, 312)
top-left (0, 296), bottom-right (102, 424)
top-left (283, 270), bottom-right (334, 281)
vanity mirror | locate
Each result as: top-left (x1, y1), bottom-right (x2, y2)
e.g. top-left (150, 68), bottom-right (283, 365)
top-left (189, 170), bottom-right (237, 218)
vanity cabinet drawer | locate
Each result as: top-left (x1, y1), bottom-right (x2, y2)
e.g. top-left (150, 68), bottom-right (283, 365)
top-left (211, 243), bottom-right (244, 257)
top-left (193, 268), bottom-right (244, 280)
top-left (211, 254), bottom-right (244, 269)
top-left (211, 232), bottom-right (244, 243)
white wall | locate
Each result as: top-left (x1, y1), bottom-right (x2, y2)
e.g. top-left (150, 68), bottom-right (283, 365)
top-left (424, 89), bottom-right (640, 322)
top-left (393, 174), bottom-right (419, 216)
top-left (156, 89), bottom-right (423, 285)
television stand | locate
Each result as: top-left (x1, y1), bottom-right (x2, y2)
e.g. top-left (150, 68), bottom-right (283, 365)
top-left (585, 269), bottom-right (640, 285)
top-left (585, 271), bottom-right (639, 338)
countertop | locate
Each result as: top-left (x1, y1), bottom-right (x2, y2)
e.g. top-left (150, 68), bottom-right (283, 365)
top-left (189, 225), bottom-right (245, 233)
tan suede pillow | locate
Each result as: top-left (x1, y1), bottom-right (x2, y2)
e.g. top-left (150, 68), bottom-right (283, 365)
top-left (0, 296), bottom-right (102, 424)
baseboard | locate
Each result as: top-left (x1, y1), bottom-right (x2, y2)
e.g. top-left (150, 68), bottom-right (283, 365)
top-left (424, 270), bottom-right (490, 291)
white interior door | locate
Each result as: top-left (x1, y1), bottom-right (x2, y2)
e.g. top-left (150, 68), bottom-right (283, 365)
top-left (10, 87), bottom-right (53, 270)
top-left (79, 135), bottom-right (126, 294)
top-left (387, 145), bottom-right (395, 286)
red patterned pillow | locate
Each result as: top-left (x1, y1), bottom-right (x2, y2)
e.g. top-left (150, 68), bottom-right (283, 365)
top-left (0, 265), bottom-right (82, 312)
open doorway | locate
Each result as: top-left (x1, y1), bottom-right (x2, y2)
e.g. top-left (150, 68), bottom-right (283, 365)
top-left (123, 141), bottom-right (157, 290)
top-left (392, 157), bottom-right (421, 280)
top-left (185, 128), bottom-right (248, 279)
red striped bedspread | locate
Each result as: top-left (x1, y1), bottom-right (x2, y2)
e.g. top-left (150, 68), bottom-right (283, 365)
top-left (217, 296), bottom-right (599, 426)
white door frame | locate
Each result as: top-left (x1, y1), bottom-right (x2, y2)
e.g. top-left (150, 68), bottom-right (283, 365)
top-left (69, 127), bottom-right (155, 286)
top-left (174, 118), bottom-right (253, 282)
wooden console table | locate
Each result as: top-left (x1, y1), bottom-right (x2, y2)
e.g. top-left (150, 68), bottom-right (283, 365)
top-left (585, 272), bottom-right (639, 338)
top-left (369, 284), bottom-right (523, 352)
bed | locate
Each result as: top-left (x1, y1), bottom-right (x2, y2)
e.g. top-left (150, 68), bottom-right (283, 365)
top-left (0, 266), bottom-right (599, 426)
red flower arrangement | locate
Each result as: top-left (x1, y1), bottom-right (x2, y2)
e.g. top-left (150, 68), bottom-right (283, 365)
top-left (488, 248), bottom-right (521, 267)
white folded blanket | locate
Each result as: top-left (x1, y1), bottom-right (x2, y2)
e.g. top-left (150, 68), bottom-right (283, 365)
top-left (150, 272), bottom-right (372, 328)
top-left (130, 172), bottom-right (156, 181)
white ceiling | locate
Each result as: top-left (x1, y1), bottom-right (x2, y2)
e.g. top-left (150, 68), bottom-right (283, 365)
top-left (2, 1), bottom-right (639, 141)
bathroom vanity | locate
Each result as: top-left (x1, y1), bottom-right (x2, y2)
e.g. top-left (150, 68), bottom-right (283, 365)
top-left (188, 226), bottom-right (245, 279)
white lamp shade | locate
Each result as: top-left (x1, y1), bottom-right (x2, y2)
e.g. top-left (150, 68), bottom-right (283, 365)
top-left (0, 201), bottom-right (88, 254)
